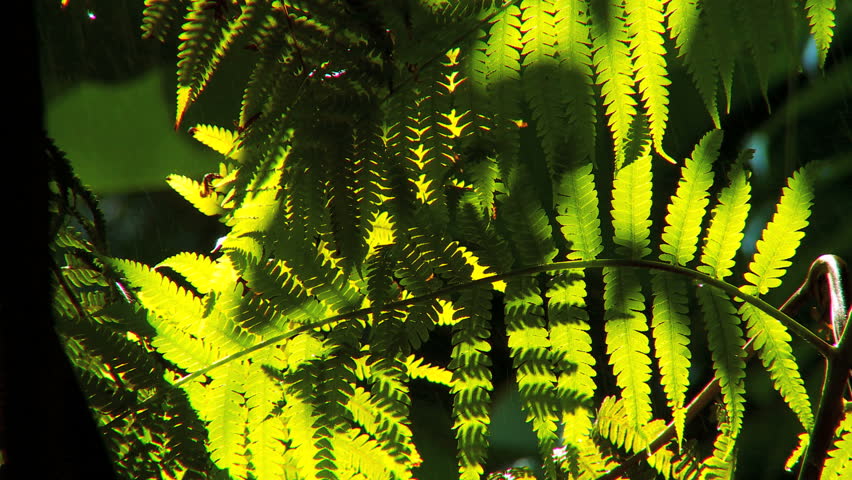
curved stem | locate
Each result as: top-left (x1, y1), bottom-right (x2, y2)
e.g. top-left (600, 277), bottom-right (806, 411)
top-left (107, 257), bottom-right (831, 428)
top-left (173, 258), bottom-right (830, 386)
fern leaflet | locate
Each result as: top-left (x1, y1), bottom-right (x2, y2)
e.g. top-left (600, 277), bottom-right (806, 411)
top-left (806, 0), bottom-right (837, 69)
top-left (590, 0), bottom-right (637, 168)
top-left (740, 166), bottom-right (816, 432)
top-left (625, 0), bottom-right (673, 163)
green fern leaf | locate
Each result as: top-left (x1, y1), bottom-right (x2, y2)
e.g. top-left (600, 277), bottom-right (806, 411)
top-left (348, 385), bottom-right (418, 467)
top-left (175, 0), bottom-right (229, 128)
top-left (603, 267), bottom-right (653, 436)
top-left (665, 0), bottom-right (719, 127)
top-left (336, 430), bottom-right (415, 480)
top-left (281, 396), bottom-right (327, 480)
top-left (742, 166), bottom-right (815, 295)
top-left (703, 0), bottom-right (738, 113)
top-left (805, 0), bottom-right (837, 69)
top-left (188, 362), bottom-right (251, 479)
top-left (698, 154), bottom-right (753, 280)
top-left (784, 432), bottom-right (810, 472)
top-left (740, 304), bottom-right (814, 431)
top-left (553, 0), bottom-right (597, 167)
top-left (449, 286), bottom-right (494, 480)
top-left (701, 421), bottom-right (737, 479)
top-left (696, 287), bottom-right (746, 439)
top-left (190, 123), bottom-right (246, 161)
top-left (595, 396), bottom-right (663, 453)
top-left (660, 129), bottom-right (720, 265)
top-left (485, 5), bottom-right (523, 84)
top-left (166, 174), bottom-right (228, 216)
top-left (650, 271), bottom-right (691, 447)
top-left (502, 171), bottom-right (558, 267)
top-left (547, 274), bottom-right (597, 446)
top-left (245, 349), bottom-right (288, 479)
top-left (591, 1), bottom-right (637, 168)
top-left (520, 0), bottom-right (569, 174)
top-left (739, 166), bottom-right (815, 431)
top-left (603, 150), bottom-right (654, 433)
top-left (483, 3), bottom-right (524, 169)
top-left (611, 148), bottom-right (653, 260)
top-left (158, 252), bottom-right (228, 295)
top-left (552, 163), bottom-right (601, 447)
top-left (625, 0), bottom-right (673, 162)
top-left (735, 0), bottom-right (782, 108)
top-left (141, 0), bottom-right (185, 42)
top-left (556, 163), bottom-right (604, 262)
top-left (404, 355), bottom-right (454, 388)
top-left (822, 409), bottom-right (852, 479)
top-left (505, 277), bottom-right (559, 474)
top-left (665, 0), bottom-right (699, 52)
top-left (682, 27), bottom-right (722, 128)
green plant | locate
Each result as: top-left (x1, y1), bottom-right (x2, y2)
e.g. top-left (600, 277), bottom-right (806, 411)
top-left (49, 1), bottom-right (852, 479)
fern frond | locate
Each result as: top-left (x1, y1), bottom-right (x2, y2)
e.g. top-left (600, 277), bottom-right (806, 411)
top-left (502, 171), bottom-right (558, 267)
top-left (625, 0), bottom-right (673, 162)
top-left (740, 303), bottom-right (814, 431)
top-left (520, 0), bottom-right (571, 174)
top-left (650, 271), bottom-right (691, 447)
top-left (742, 165), bottom-right (814, 295)
top-left (603, 150), bottom-right (654, 435)
top-left (404, 355), bottom-right (454, 388)
top-left (784, 432), bottom-right (810, 472)
top-left (590, 1), bottom-right (637, 168)
top-left (141, 0), bottom-right (186, 42)
top-left (702, 0), bottom-right (738, 113)
top-left (166, 174), bottom-right (228, 216)
top-left (244, 349), bottom-right (288, 479)
top-left (556, 163), bottom-right (604, 262)
top-left (805, 0), bottom-right (837, 69)
top-left (482, 4), bottom-right (524, 169)
top-left (603, 267), bottom-right (653, 437)
top-left (188, 362), bottom-right (251, 479)
top-left (660, 129), bottom-right (720, 265)
top-left (175, 0), bottom-right (228, 128)
top-left (738, 166), bottom-right (815, 431)
top-left (700, 421), bottom-right (737, 480)
top-left (735, 0), bottom-right (782, 108)
top-left (547, 273), bottom-right (597, 449)
top-left (611, 149), bottom-right (653, 260)
top-left (680, 25), bottom-right (721, 128)
top-left (158, 252), bottom-right (229, 295)
top-left (505, 277), bottom-right (560, 474)
top-left (361, 357), bottom-right (421, 469)
top-left (190, 123), bottom-right (246, 161)
top-left (552, 0), bottom-right (597, 167)
top-left (698, 154), bottom-right (753, 280)
top-left (665, 0), bottom-right (699, 52)
top-left (696, 287), bottom-right (746, 440)
top-left (649, 129), bottom-right (719, 444)
top-left (449, 285), bottom-right (494, 480)
top-left (336, 430), bottom-right (414, 480)
top-left (595, 396), bottom-right (656, 453)
top-left (822, 408), bottom-right (852, 479)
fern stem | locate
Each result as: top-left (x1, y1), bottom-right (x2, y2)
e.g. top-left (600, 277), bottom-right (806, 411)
top-left (170, 259), bottom-right (831, 389)
top-left (107, 258), bottom-right (832, 429)
top-left (797, 255), bottom-right (851, 479)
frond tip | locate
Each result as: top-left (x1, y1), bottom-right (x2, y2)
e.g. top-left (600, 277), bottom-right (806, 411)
top-left (805, 0), bottom-right (837, 69)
